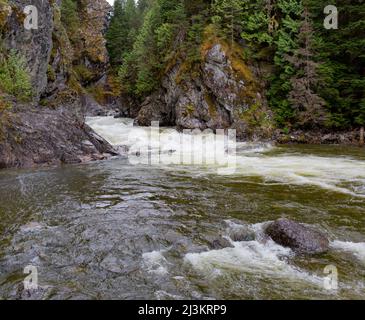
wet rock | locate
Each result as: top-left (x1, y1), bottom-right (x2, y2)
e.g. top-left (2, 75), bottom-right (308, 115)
top-left (60, 153), bottom-right (82, 164)
top-left (265, 219), bottom-right (329, 254)
top-left (82, 94), bottom-right (110, 117)
top-left (274, 129), bottom-right (361, 145)
top-left (0, 106), bottom-right (118, 169)
top-left (209, 237), bottom-right (234, 250)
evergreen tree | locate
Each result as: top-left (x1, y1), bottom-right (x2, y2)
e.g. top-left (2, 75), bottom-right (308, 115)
top-left (267, 0), bottom-right (304, 127)
top-left (286, 5), bottom-right (327, 128)
top-left (308, 0), bottom-right (365, 129)
top-left (60, 0), bottom-right (80, 43)
top-left (109, 0), bottom-right (365, 131)
top-left (106, 0), bottom-right (128, 66)
top-left (212, 0), bottom-right (244, 45)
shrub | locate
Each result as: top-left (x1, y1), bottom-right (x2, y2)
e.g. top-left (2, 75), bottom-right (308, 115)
top-left (0, 50), bottom-right (32, 101)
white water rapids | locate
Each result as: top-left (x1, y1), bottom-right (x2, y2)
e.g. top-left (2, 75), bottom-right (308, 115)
top-left (84, 116), bottom-right (365, 297)
top-left (87, 116), bottom-right (365, 198)
top-left (0, 116), bottom-right (364, 299)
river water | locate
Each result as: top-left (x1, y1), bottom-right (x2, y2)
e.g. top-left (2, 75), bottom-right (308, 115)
top-left (0, 117), bottom-right (364, 299)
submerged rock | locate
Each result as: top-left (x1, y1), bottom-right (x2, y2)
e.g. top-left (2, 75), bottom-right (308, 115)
top-left (265, 219), bottom-right (329, 254)
top-left (229, 227), bottom-right (255, 242)
top-left (209, 237), bottom-right (234, 250)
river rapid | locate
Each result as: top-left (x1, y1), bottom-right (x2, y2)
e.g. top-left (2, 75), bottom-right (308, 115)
top-left (0, 116), bottom-right (364, 299)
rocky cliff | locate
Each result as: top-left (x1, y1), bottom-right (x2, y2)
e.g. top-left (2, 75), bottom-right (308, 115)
top-left (134, 26), bottom-right (274, 140)
top-left (0, 0), bottom-right (117, 169)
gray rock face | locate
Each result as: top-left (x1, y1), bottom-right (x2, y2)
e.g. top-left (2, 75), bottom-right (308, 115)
top-left (0, 104), bottom-right (118, 169)
top-left (0, 0), bottom-right (118, 169)
top-left (5, 0), bottom-right (54, 100)
top-left (135, 43), bottom-right (272, 140)
top-left (265, 219), bottom-right (329, 254)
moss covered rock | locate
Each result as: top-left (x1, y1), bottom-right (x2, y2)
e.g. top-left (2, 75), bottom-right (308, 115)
top-left (135, 25), bottom-right (274, 140)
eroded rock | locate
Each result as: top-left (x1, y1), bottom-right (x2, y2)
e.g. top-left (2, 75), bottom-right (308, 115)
top-left (0, 105), bottom-right (118, 169)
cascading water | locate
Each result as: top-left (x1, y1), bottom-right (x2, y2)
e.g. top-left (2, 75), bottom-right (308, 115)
top-left (88, 116), bottom-right (365, 198)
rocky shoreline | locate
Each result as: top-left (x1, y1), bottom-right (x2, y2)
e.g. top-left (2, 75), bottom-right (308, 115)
top-left (0, 102), bottom-right (118, 169)
top-left (2, 107), bottom-right (363, 170)
top-left (273, 129), bottom-right (364, 146)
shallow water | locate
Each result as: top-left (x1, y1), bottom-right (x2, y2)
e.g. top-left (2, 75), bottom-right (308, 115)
top-left (0, 117), bottom-right (364, 300)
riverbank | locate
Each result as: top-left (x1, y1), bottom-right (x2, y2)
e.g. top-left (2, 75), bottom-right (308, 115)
top-left (0, 106), bottom-right (118, 169)
top-left (1, 113), bottom-right (364, 170)
top-left (273, 128), bottom-right (365, 146)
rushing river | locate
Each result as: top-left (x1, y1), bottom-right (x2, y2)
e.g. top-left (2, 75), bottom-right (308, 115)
top-left (0, 116), bottom-right (365, 299)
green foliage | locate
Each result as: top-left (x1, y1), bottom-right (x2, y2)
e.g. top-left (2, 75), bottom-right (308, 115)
top-left (106, 0), bottom-right (140, 66)
top-left (308, 0), bottom-right (365, 128)
top-left (118, 0), bottom-right (193, 97)
top-left (73, 64), bottom-right (94, 84)
top-left (60, 0), bottom-right (80, 43)
top-left (211, 0), bottom-right (244, 44)
top-left (110, 0), bottom-right (365, 130)
top-left (0, 50), bottom-right (32, 101)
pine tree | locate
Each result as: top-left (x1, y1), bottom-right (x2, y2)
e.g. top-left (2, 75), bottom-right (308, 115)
top-left (286, 6), bottom-right (327, 128)
top-left (308, 0), bottom-right (365, 129)
top-left (267, 0), bottom-right (303, 127)
top-left (212, 0), bottom-right (244, 45)
top-left (106, 0), bottom-right (128, 66)
top-left (60, 0), bottom-right (80, 43)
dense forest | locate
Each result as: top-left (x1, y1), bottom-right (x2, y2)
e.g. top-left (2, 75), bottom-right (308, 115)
top-left (103, 0), bottom-right (364, 132)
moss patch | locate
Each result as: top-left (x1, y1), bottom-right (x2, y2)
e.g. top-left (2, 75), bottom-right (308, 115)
top-left (0, 0), bottom-right (11, 32)
top-left (204, 92), bottom-right (217, 118)
top-left (201, 24), bottom-right (254, 83)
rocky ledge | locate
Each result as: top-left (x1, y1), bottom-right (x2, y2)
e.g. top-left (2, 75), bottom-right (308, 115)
top-left (274, 129), bottom-right (364, 146)
top-left (0, 103), bottom-right (117, 169)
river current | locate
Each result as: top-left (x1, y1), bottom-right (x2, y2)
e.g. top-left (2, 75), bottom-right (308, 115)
top-left (0, 117), bottom-right (364, 299)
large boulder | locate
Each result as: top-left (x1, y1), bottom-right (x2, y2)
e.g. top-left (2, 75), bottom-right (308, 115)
top-left (265, 219), bottom-right (329, 254)
top-left (0, 103), bottom-right (118, 169)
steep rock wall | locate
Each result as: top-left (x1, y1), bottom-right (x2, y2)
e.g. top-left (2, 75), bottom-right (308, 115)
top-left (2, 0), bottom-right (53, 99)
top-left (135, 27), bottom-right (274, 140)
top-left (0, 0), bottom-right (117, 169)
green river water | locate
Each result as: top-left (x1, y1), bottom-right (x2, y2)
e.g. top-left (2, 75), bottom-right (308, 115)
top-left (0, 117), bottom-right (364, 300)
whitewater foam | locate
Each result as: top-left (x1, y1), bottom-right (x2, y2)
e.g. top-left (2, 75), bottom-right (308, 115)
top-left (184, 240), bottom-right (323, 286)
top-left (142, 250), bottom-right (169, 275)
top-left (87, 117), bottom-right (365, 197)
top-left (331, 241), bottom-right (365, 263)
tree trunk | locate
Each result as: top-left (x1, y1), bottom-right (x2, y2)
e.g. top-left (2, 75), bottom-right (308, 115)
top-left (360, 126), bottom-right (364, 146)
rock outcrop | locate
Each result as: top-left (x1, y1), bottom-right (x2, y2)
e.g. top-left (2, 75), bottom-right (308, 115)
top-left (0, 104), bottom-right (118, 169)
top-left (135, 26), bottom-right (274, 140)
top-left (0, 0), bottom-right (117, 169)
top-left (2, 0), bottom-right (53, 100)
top-left (265, 219), bottom-right (329, 255)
